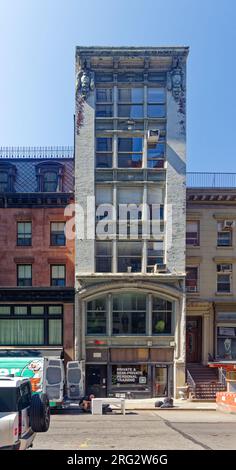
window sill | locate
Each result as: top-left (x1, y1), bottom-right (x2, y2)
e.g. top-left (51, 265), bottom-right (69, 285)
top-left (216, 246), bottom-right (233, 249)
top-left (186, 292), bottom-right (200, 296)
top-left (215, 292), bottom-right (233, 296)
top-left (49, 245), bottom-right (67, 249)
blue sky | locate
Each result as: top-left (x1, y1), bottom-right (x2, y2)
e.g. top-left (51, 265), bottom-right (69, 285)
top-left (0, 0), bottom-right (235, 171)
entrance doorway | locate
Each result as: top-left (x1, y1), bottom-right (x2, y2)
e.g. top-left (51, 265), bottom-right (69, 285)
top-left (186, 316), bottom-right (202, 363)
top-left (153, 366), bottom-right (168, 397)
top-left (86, 365), bottom-right (107, 397)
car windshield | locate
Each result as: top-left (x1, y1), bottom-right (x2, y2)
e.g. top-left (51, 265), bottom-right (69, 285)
top-left (0, 388), bottom-right (18, 412)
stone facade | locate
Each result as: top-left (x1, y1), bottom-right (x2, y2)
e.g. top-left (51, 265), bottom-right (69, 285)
top-left (186, 188), bottom-right (236, 367)
top-left (75, 47), bottom-right (189, 398)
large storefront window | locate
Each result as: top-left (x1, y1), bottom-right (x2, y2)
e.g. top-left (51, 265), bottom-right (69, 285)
top-left (86, 293), bottom-right (174, 337)
top-left (217, 326), bottom-right (236, 360)
top-left (216, 312), bottom-right (236, 360)
top-left (0, 305), bottom-right (63, 346)
top-left (112, 364), bottom-right (148, 387)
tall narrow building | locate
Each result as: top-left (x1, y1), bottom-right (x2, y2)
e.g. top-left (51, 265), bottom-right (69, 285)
top-left (75, 47), bottom-right (189, 398)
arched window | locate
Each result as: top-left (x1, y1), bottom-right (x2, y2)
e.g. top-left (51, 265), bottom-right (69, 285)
top-left (86, 293), bottom-right (174, 336)
top-left (0, 163), bottom-right (16, 192)
top-left (35, 162), bottom-right (64, 192)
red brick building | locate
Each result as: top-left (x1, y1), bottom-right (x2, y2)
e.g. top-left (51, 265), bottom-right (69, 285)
top-left (0, 147), bottom-right (74, 361)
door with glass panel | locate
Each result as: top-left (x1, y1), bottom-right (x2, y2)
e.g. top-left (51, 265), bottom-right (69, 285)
top-left (186, 316), bottom-right (202, 363)
top-left (86, 365), bottom-right (107, 397)
top-left (153, 365), bottom-right (168, 397)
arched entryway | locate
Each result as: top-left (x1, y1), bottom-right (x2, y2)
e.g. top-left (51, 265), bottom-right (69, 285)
top-left (78, 284), bottom-right (181, 398)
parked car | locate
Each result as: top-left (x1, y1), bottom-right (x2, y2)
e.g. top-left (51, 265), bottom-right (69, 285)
top-left (0, 376), bottom-right (50, 450)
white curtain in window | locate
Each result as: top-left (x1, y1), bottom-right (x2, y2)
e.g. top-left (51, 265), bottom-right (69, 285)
top-left (49, 320), bottom-right (62, 345)
top-left (51, 222), bottom-right (65, 232)
top-left (0, 319), bottom-right (44, 345)
top-left (186, 222), bottom-right (198, 232)
top-left (52, 265), bottom-right (65, 279)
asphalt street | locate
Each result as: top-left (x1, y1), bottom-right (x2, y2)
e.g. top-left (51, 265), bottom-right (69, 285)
top-left (33, 409), bottom-right (236, 450)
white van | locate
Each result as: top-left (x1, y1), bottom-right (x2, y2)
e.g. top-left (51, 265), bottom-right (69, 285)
top-left (0, 356), bottom-right (65, 409)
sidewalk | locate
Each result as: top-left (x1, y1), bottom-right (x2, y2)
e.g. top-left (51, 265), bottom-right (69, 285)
top-left (124, 398), bottom-right (216, 410)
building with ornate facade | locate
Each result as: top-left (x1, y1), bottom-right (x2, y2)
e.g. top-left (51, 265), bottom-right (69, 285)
top-left (186, 173), bottom-right (236, 398)
top-left (75, 46), bottom-right (188, 398)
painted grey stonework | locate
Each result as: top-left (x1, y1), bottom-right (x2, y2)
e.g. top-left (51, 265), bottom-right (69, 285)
top-left (75, 47), bottom-right (188, 398)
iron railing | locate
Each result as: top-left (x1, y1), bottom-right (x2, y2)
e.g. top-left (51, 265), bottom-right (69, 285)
top-left (218, 367), bottom-right (227, 387)
top-left (187, 369), bottom-right (196, 394)
top-left (187, 172), bottom-right (236, 188)
top-left (0, 146), bottom-right (74, 159)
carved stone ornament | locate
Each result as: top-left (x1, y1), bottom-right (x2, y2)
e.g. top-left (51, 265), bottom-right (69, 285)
top-left (76, 61), bottom-right (95, 100)
top-left (167, 56), bottom-right (185, 101)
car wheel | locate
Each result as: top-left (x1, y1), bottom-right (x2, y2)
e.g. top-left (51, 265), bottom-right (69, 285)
top-left (30, 393), bottom-right (50, 433)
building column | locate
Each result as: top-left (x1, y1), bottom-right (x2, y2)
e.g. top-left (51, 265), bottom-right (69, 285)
top-left (174, 290), bottom-right (187, 398)
top-left (142, 183), bottom-right (148, 273)
top-left (74, 290), bottom-right (80, 361)
top-left (112, 185), bottom-right (117, 272)
top-left (203, 313), bottom-right (210, 365)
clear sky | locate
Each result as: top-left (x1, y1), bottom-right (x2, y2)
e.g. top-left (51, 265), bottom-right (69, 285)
top-left (0, 0), bottom-right (235, 171)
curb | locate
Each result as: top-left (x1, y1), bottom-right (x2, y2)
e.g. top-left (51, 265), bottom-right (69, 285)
top-left (121, 407), bottom-right (217, 411)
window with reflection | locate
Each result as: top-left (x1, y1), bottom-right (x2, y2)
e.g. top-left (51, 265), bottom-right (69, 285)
top-left (118, 105), bottom-right (143, 119)
top-left (96, 241), bottom-right (112, 272)
top-left (147, 88), bottom-right (165, 103)
top-left (147, 241), bottom-right (164, 272)
top-left (17, 222), bottom-right (32, 246)
top-left (96, 137), bottom-right (112, 152)
top-left (147, 87), bottom-right (166, 118)
top-left (118, 88), bottom-right (144, 103)
top-left (87, 297), bottom-right (107, 335)
top-left (85, 293), bottom-right (174, 338)
top-left (112, 293), bottom-right (146, 335)
top-left (152, 298), bottom-right (172, 335)
top-left (118, 137), bottom-right (143, 168)
top-left (96, 105), bottom-right (113, 117)
top-left (17, 265), bottom-right (32, 287)
top-left (96, 88), bottom-right (113, 102)
top-left (147, 142), bottom-right (165, 169)
top-left (96, 137), bottom-right (113, 168)
top-left (51, 265), bottom-right (66, 286)
top-left (117, 241), bottom-right (142, 273)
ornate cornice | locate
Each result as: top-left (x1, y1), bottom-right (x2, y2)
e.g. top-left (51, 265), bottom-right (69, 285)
top-left (0, 288), bottom-right (75, 302)
top-left (76, 46), bottom-right (189, 58)
top-left (0, 192), bottom-right (74, 208)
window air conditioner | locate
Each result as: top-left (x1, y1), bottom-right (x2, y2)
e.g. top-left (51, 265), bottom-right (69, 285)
top-left (147, 129), bottom-right (160, 147)
top-left (220, 264), bottom-right (232, 273)
top-left (153, 263), bottom-right (166, 273)
top-left (127, 266), bottom-right (132, 273)
top-left (223, 220), bottom-right (234, 230)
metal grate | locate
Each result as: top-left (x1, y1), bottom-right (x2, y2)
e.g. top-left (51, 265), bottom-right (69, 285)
top-left (0, 146), bottom-right (74, 159)
top-left (187, 172), bottom-right (236, 188)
